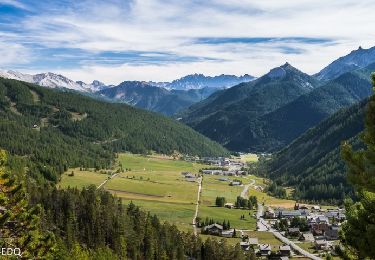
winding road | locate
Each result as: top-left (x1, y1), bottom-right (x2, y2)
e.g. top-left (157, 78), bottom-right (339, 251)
top-left (240, 179), bottom-right (255, 198)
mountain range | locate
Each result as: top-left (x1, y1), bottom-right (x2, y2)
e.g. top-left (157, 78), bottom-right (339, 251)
top-left (148, 73), bottom-right (255, 90)
top-left (179, 46), bottom-right (375, 152)
top-left (0, 70), bottom-right (110, 92)
top-left (97, 81), bottom-right (218, 115)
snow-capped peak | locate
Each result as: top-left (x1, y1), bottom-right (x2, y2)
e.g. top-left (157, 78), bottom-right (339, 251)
top-left (0, 69), bottom-right (109, 92)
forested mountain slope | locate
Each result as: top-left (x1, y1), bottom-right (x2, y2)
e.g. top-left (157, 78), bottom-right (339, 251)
top-left (263, 98), bottom-right (369, 203)
top-left (180, 63), bottom-right (320, 147)
top-left (227, 64), bottom-right (374, 151)
top-left (0, 78), bottom-right (228, 182)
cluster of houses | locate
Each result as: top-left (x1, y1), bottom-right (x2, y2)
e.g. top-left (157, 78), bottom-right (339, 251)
top-left (201, 169), bottom-right (246, 176)
top-left (264, 204), bottom-right (345, 252)
top-left (240, 238), bottom-right (291, 259)
top-left (183, 156), bottom-right (245, 168)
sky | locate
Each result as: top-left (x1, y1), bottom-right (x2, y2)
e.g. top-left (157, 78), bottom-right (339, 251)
top-left (0, 0), bottom-right (374, 84)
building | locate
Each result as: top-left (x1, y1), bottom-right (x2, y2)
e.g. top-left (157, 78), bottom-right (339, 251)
top-left (259, 244), bottom-right (271, 256)
top-left (325, 225), bottom-right (339, 240)
top-left (312, 223), bottom-right (329, 236)
top-left (224, 203), bottom-right (235, 209)
top-left (203, 224), bottom-right (234, 237)
top-left (277, 210), bottom-right (302, 219)
top-left (203, 224), bottom-right (223, 235)
top-left (264, 207), bottom-right (276, 219)
top-left (221, 229), bottom-right (235, 238)
top-left (240, 241), bottom-right (250, 250)
top-left (315, 239), bottom-right (329, 250)
top-left (279, 245), bottom-right (291, 256)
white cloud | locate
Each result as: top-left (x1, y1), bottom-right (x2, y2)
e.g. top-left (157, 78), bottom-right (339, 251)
top-left (3, 0), bottom-right (375, 82)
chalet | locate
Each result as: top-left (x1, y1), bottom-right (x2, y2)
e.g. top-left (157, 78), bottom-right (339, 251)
top-left (325, 225), bottom-right (339, 240)
top-left (288, 227), bottom-right (301, 236)
top-left (264, 207), bottom-right (276, 219)
top-left (221, 229), bottom-right (235, 238)
top-left (240, 241), bottom-right (250, 250)
top-left (224, 203), bottom-right (235, 209)
top-left (230, 181), bottom-right (241, 186)
top-left (259, 244), bottom-right (271, 256)
top-left (315, 239), bottom-right (329, 250)
top-left (203, 224), bottom-right (234, 237)
top-left (312, 222), bottom-right (329, 236)
top-left (203, 224), bottom-right (223, 235)
top-left (279, 245), bottom-right (291, 256)
top-left (325, 210), bottom-right (346, 221)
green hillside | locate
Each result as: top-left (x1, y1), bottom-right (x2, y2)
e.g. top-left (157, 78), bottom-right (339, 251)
top-left (0, 78), bottom-right (228, 182)
top-left (228, 65), bottom-right (373, 151)
top-left (180, 63), bottom-right (320, 147)
top-left (263, 98), bottom-right (369, 204)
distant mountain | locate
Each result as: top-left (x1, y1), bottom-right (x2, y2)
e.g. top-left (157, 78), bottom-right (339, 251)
top-left (227, 63), bottom-right (374, 151)
top-left (263, 97), bottom-right (369, 203)
top-left (0, 69), bottom-right (109, 92)
top-left (316, 45), bottom-right (375, 81)
top-left (179, 63), bottom-right (320, 149)
top-left (149, 73), bottom-right (255, 90)
top-left (77, 80), bottom-right (110, 92)
top-left (97, 81), bottom-right (218, 115)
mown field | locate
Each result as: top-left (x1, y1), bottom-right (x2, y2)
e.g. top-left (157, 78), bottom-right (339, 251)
top-left (198, 174), bottom-right (257, 230)
top-left (60, 153), bottom-right (205, 231)
top-left (59, 153), bottom-right (297, 235)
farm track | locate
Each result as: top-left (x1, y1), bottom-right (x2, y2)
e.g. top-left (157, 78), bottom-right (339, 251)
top-left (192, 176), bottom-right (202, 236)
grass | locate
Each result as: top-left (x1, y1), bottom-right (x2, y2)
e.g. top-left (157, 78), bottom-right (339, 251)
top-left (244, 231), bottom-right (283, 246)
top-left (59, 169), bottom-right (110, 189)
top-left (298, 242), bottom-right (317, 254)
top-left (59, 153), bottom-right (300, 235)
top-left (198, 175), bottom-right (257, 230)
top-left (239, 153), bottom-right (258, 163)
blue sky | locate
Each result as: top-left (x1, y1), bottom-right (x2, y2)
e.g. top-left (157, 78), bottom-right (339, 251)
top-left (0, 0), bottom-right (374, 84)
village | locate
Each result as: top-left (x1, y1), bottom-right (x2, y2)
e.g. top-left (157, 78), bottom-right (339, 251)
top-left (181, 155), bottom-right (344, 259)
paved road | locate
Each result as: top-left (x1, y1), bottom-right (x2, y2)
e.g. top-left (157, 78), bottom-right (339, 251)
top-left (192, 176), bottom-right (202, 236)
top-left (256, 204), bottom-right (322, 260)
top-left (97, 173), bottom-right (118, 189)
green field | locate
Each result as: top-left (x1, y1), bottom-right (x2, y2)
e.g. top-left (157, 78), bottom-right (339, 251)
top-left (59, 153), bottom-right (297, 235)
top-left (59, 170), bottom-right (110, 189)
top-left (60, 153), bottom-right (205, 231)
top-left (198, 175), bottom-right (257, 230)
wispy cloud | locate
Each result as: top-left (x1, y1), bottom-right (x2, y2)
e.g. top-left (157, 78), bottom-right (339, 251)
top-left (0, 0), bottom-right (374, 83)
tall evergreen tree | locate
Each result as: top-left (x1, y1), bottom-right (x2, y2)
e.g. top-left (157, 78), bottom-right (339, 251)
top-left (341, 73), bottom-right (375, 259)
top-left (0, 150), bottom-right (56, 258)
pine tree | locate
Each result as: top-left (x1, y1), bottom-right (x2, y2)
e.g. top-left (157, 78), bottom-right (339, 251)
top-left (0, 150), bottom-right (56, 258)
top-left (341, 73), bottom-right (375, 259)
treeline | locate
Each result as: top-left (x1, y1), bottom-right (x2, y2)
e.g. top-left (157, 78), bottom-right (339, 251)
top-left (26, 183), bottom-right (252, 259)
top-left (0, 78), bottom-right (228, 183)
